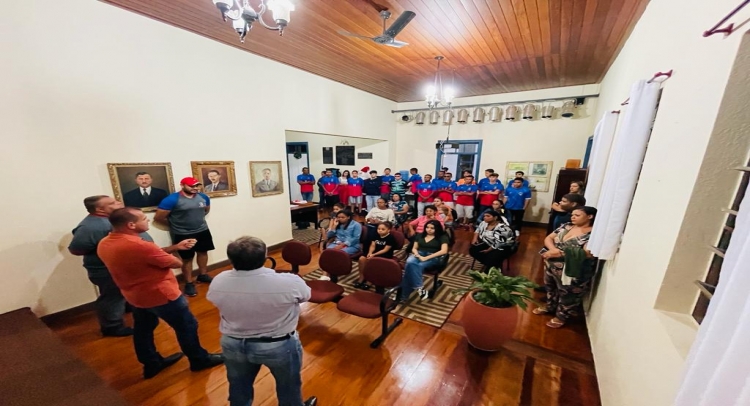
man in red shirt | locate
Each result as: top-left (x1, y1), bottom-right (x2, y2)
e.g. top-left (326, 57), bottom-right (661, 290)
top-left (98, 207), bottom-right (224, 379)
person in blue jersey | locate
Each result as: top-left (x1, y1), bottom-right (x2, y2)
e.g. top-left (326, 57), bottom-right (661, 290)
top-left (296, 167), bottom-right (315, 202)
top-left (478, 173), bottom-right (504, 213)
top-left (436, 173), bottom-right (457, 208)
top-left (507, 171), bottom-right (530, 188)
top-left (416, 174), bottom-right (435, 216)
top-left (380, 168), bottom-right (395, 200)
top-left (154, 177), bottom-right (213, 297)
top-left (504, 178), bottom-right (532, 233)
top-left (347, 170), bottom-right (364, 213)
top-left (454, 174), bottom-right (478, 227)
top-left (320, 170), bottom-right (340, 208)
top-left (406, 168), bottom-right (422, 217)
top-left (477, 168), bottom-right (494, 188)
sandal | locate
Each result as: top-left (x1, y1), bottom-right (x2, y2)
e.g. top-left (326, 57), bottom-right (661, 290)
top-left (532, 307), bottom-right (549, 315)
top-left (545, 318), bottom-right (565, 329)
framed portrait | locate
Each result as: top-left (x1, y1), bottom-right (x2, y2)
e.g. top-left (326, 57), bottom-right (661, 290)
top-left (107, 162), bottom-right (174, 212)
top-left (190, 161), bottom-right (237, 198)
top-left (531, 162), bottom-right (549, 176)
top-left (249, 161), bottom-right (284, 197)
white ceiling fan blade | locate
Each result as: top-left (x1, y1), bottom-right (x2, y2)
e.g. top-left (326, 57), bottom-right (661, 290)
top-left (385, 40), bottom-right (408, 48)
top-left (337, 30), bottom-right (375, 40)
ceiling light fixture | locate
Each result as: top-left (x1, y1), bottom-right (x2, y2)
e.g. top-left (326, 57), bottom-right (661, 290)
top-left (212, 0), bottom-right (295, 43)
top-left (425, 56), bottom-right (455, 109)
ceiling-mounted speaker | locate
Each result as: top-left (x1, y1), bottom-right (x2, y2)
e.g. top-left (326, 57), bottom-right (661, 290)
top-left (561, 100), bottom-right (575, 118)
top-left (488, 106), bottom-right (502, 122)
top-left (505, 105), bottom-right (518, 121)
top-left (522, 104), bottom-right (536, 120)
top-left (443, 109), bottom-right (454, 125)
top-left (415, 111), bottom-right (426, 124)
top-left (472, 107), bottom-right (486, 123)
top-left (429, 110), bottom-right (440, 124)
top-left (541, 105), bottom-right (554, 119)
top-left (456, 108), bottom-right (469, 123)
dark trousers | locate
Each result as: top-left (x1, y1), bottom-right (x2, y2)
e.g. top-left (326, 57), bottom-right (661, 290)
top-left (132, 295), bottom-right (210, 367)
top-left (88, 274), bottom-right (126, 331)
top-left (509, 209), bottom-right (526, 231)
top-left (323, 194), bottom-right (339, 208)
top-left (469, 243), bottom-right (511, 271)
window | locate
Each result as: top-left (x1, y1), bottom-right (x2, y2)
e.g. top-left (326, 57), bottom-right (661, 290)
top-left (693, 159), bottom-right (750, 323)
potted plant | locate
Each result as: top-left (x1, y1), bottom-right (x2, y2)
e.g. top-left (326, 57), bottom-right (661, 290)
top-left (454, 267), bottom-right (538, 351)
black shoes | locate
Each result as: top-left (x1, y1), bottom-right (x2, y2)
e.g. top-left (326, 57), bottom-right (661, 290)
top-left (190, 353), bottom-right (225, 372)
top-left (352, 281), bottom-right (371, 290)
top-left (304, 396), bottom-right (318, 406)
top-left (196, 274), bottom-right (213, 284)
top-left (184, 282), bottom-right (197, 297)
top-left (143, 352), bottom-right (184, 379)
top-left (102, 326), bottom-right (133, 337)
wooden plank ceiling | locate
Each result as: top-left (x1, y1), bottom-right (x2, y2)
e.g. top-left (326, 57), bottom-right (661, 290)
top-left (102, 0), bottom-right (649, 102)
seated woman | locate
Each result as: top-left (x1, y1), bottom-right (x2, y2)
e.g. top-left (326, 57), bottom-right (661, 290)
top-left (476, 199), bottom-right (510, 226)
top-left (319, 209), bottom-right (362, 280)
top-left (399, 220), bottom-right (449, 302)
top-left (354, 222), bottom-right (396, 290)
top-left (319, 203), bottom-right (345, 251)
top-left (550, 181), bottom-right (585, 219)
top-left (439, 206), bottom-right (454, 228)
top-left (365, 198), bottom-right (395, 245)
top-left (533, 206), bottom-right (598, 329)
top-left (405, 205), bottom-right (444, 238)
top-left (469, 210), bottom-right (516, 271)
top-left (388, 193), bottom-right (410, 227)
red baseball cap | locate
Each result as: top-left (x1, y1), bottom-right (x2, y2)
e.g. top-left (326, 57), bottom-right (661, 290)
top-left (180, 177), bottom-right (202, 186)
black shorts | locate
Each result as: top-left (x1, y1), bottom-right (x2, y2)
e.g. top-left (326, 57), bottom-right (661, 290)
top-left (173, 229), bottom-right (215, 259)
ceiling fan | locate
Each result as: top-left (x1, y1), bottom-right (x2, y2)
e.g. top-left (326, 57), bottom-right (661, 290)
top-left (338, 9), bottom-right (416, 48)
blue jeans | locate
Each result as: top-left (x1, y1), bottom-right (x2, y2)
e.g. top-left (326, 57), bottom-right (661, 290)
top-left (401, 251), bottom-right (444, 298)
top-left (221, 334), bottom-right (303, 406)
top-left (132, 295), bottom-right (210, 367)
top-left (300, 192), bottom-right (313, 202)
top-left (326, 242), bottom-right (360, 255)
top-left (365, 195), bottom-right (379, 211)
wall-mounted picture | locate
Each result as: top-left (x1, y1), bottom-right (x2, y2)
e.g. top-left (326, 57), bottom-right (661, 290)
top-left (191, 161), bottom-right (237, 198)
top-left (505, 161), bottom-right (553, 192)
top-left (250, 160), bottom-right (284, 197)
top-left (322, 147), bottom-right (334, 164)
top-left (107, 162), bottom-right (174, 211)
top-left (531, 162), bottom-right (550, 176)
top-left (336, 145), bottom-right (355, 166)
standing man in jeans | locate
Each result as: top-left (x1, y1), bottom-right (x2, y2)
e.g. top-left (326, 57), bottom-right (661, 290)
top-left (208, 236), bottom-right (317, 406)
top-left (296, 167), bottom-right (315, 202)
top-left (98, 208), bottom-right (224, 379)
top-left (155, 177), bottom-right (214, 297)
top-left (363, 170), bottom-right (381, 213)
top-left (68, 195), bottom-right (152, 337)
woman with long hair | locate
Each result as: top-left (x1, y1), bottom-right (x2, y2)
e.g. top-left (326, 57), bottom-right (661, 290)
top-left (400, 220), bottom-right (449, 301)
top-left (534, 206), bottom-right (598, 328)
top-left (389, 193), bottom-right (410, 227)
top-left (325, 209), bottom-right (362, 255)
top-left (338, 170), bottom-right (351, 213)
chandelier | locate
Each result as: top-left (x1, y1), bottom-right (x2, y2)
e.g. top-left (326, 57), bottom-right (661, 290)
top-left (425, 56), bottom-right (455, 109)
top-left (211, 0), bottom-right (295, 43)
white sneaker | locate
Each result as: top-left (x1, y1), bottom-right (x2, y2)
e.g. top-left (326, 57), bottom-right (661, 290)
top-left (417, 288), bottom-right (429, 300)
top-left (515, 230), bottom-right (520, 237)
top-left (319, 275), bottom-right (331, 281)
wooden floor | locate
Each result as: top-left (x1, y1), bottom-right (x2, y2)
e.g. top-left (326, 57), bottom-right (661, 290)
top-left (46, 222), bottom-right (601, 406)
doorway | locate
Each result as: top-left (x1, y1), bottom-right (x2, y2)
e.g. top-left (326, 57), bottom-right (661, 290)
top-left (286, 142), bottom-right (309, 202)
top-left (435, 140), bottom-right (483, 180)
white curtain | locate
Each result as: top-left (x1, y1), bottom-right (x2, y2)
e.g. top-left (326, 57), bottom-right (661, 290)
top-left (674, 184), bottom-right (750, 405)
top-left (588, 80), bottom-right (660, 260)
top-left (584, 112), bottom-right (619, 207)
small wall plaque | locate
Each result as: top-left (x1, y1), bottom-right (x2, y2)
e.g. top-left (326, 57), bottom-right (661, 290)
top-left (357, 152), bottom-right (373, 159)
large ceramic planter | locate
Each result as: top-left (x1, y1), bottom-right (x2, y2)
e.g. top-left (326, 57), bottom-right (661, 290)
top-left (461, 291), bottom-right (519, 351)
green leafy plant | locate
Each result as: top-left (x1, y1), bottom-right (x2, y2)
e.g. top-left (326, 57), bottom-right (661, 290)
top-left (454, 267), bottom-right (539, 310)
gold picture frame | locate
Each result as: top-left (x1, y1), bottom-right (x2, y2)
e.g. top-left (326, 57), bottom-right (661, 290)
top-left (190, 161), bottom-right (238, 198)
top-left (249, 161), bottom-right (284, 197)
top-left (107, 162), bottom-right (175, 212)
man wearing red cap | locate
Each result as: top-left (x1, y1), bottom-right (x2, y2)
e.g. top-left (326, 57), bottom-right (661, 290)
top-left (155, 177), bottom-right (214, 297)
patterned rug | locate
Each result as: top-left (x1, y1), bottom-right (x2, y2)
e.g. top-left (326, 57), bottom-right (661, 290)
top-left (292, 225), bottom-right (320, 246)
top-left (302, 253), bottom-right (475, 328)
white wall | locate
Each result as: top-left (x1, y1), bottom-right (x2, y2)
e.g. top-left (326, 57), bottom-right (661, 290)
top-left (395, 85), bottom-right (599, 223)
top-left (0, 0), bottom-right (395, 316)
top-left (285, 131), bottom-right (391, 202)
top-left (586, 1), bottom-right (749, 405)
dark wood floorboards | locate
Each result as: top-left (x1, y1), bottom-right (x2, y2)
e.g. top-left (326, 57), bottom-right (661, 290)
top-left (46, 219), bottom-right (601, 405)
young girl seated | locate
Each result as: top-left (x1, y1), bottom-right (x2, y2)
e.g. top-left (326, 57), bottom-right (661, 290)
top-left (354, 222), bottom-right (396, 290)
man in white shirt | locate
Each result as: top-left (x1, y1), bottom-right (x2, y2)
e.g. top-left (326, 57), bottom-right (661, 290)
top-left (207, 237), bottom-right (317, 406)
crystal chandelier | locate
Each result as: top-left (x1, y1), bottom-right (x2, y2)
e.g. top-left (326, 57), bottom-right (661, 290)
top-left (212, 0), bottom-right (295, 43)
top-left (425, 56), bottom-right (455, 109)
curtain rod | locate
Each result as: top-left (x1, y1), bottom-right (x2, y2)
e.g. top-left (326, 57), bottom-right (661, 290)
top-left (391, 93), bottom-right (600, 113)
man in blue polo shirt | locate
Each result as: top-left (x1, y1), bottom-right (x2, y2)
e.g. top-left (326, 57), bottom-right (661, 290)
top-left (504, 178), bottom-right (532, 233)
top-left (296, 167), bottom-right (315, 202)
top-left (155, 177), bottom-right (213, 297)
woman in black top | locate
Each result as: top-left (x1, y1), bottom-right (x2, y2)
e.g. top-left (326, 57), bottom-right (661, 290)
top-left (354, 222), bottom-right (397, 289)
top-left (400, 220), bottom-right (449, 301)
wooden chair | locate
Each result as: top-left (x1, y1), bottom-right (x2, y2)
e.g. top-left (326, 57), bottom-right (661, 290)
top-left (306, 249), bottom-right (352, 303)
top-left (336, 258), bottom-right (403, 348)
top-left (274, 241), bottom-right (312, 274)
